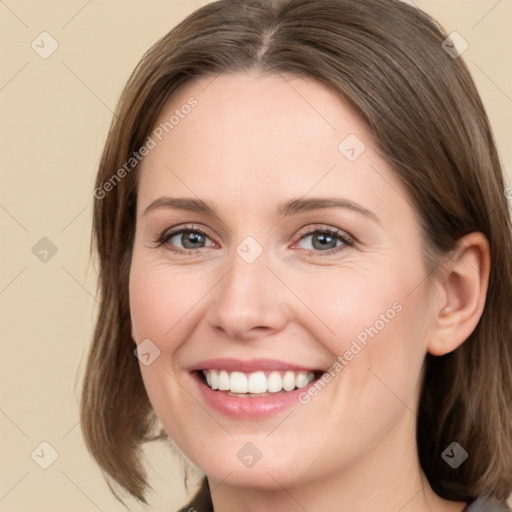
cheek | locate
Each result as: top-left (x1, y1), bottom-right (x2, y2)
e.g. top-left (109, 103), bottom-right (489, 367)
top-left (129, 260), bottom-right (209, 442)
top-left (129, 260), bottom-right (206, 343)
top-left (286, 267), bottom-right (409, 353)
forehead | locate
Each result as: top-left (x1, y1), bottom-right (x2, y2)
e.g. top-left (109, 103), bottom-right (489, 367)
top-left (145, 71), bottom-right (365, 165)
top-left (137, 71), bottom-right (406, 222)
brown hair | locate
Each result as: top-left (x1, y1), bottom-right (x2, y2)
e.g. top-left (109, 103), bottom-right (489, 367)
top-left (81, 0), bottom-right (512, 505)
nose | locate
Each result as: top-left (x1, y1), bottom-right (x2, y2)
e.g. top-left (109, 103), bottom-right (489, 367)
top-left (206, 249), bottom-right (290, 342)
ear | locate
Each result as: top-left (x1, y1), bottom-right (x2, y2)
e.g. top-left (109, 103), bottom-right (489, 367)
top-left (427, 232), bottom-right (490, 356)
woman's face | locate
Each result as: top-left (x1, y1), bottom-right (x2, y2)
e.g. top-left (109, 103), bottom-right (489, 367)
top-left (129, 72), bottom-right (437, 490)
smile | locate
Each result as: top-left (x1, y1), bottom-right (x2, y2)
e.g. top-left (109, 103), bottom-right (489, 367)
top-left (188, 359), bottom-right (324, 418)
top-left (201, 369), bottom-right (316, 396)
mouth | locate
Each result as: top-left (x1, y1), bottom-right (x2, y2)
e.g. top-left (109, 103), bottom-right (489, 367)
top-left (197, 369), bottom-right (322, 397)
top-left (188, 358), bottom-right (325, 418)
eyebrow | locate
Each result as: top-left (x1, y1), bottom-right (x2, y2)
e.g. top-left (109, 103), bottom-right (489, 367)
top-left (143, 196), bottom-right (380, 223)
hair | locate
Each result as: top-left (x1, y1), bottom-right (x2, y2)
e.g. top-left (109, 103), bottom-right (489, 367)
top-left (81, 0), bottom-right (512, 506)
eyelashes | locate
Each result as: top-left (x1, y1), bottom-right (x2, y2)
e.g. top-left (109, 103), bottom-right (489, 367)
top-left (295, 227), bottom-right (354, 256)
top-left (156, 225), bottom-right (215, 253)
top-left (154, 223), bottom-right (355, 257)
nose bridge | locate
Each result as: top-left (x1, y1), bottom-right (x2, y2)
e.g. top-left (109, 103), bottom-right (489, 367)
top-left (207, 242), bottom-right (289, 339)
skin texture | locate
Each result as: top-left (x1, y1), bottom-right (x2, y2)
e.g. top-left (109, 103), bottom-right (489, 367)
top-left (129, 72), bottom-right (489, 512)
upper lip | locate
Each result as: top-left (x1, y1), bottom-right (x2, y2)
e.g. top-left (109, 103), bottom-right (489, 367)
top-left (187, 358), bottom-right (322, 373)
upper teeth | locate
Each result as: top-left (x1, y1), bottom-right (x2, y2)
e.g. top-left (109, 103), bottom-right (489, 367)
top-left (202, 369), bottom-right (316, 393)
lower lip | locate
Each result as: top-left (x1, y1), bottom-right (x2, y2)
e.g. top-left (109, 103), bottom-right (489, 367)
top-left (191, 371), bottom-right (319, 419)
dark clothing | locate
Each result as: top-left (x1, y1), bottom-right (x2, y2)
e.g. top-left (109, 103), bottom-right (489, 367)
top-left (177, 477), bottom-right (213, 512)
top-left (177, 477), bottom-right (510, 511)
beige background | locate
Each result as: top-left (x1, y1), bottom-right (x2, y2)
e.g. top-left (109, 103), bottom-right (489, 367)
top-left (1, 1), bottom-right (511, 511)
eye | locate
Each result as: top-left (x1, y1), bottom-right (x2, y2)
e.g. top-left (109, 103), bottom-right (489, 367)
top-left (157, 225), bottom-right (216, 253)
top-left (154, 224), bottom-right (353, 256)
top-left (294, 226), bottom-right (354, 255)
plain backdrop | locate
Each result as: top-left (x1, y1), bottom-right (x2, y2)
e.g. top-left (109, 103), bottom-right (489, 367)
top-left (1, 1), bottom-right (511, 511)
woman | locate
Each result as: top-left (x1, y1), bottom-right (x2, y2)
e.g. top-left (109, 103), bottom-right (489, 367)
top-left (81, 0), bottom-right (512, 510)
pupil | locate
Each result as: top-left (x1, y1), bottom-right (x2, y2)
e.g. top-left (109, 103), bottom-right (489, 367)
top-left (313, 233), bottom-right (336, 250)
top-left (183, 232), bottom-right (204, 248)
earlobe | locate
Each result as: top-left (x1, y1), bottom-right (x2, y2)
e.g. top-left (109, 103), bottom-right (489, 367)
top-left (427, 232), bottom-right (490, 356)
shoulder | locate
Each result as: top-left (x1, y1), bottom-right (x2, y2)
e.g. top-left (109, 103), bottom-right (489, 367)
top-left (176, 477), bottom-right (213, 512)
top-left (464, 496), bottom-right (511, 512)
top-left (175, 483), bottom-right (512, 512)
